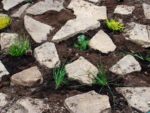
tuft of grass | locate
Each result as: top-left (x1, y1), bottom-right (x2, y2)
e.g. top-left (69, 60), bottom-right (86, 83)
top-left (106, 19), bottom-right (125, 32)
top-left (8, 37), bottom-right (31, 57)
top-left (74, 34), bottom-right (89, 51)
top-left (0, 15), bottom-right (12, 30)
top-left (53, 65), bottom-right (67, 89)
top-left (133, 53), bottom-right (150, 62)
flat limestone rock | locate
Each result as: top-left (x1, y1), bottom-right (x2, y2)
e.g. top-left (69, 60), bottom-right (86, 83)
top-left (143, 3), bottom-right (150, 19)
top-left (109, 55), bottom-right (141, 76)
top-left (65, 57), bottom-right (98, 85)
top-left (116, 87), bottom-right (150, 113)
top-left (24, 15), bottom-right (54, 43)
top-left (89, 30), bottom-right (116, 53)
top-left (65, 91), bottom-right (111, 113)
top-left (0, 33), bottom-right (18, 50)
top-left (26, 0), bottom-right (64, 15)
top-left (125, 22), bottom-right (150, 48)
top-left (114, 5), bottom-right (135, 15)
top-left (0, 61), bottom-right (9, 81)
top-left (12, 3), bottom-right (30, 18)
top-left (2, 0), bottom-right (25, 11)
top-left (0, 93), bottom-right (8, 108)
top-left (11, 66), bottom-right (43, 87)
top-left (34, 42), bottom-right (60, 69)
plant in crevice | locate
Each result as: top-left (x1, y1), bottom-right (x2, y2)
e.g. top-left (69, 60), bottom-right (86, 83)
top-left (74, 34), bottom-right (89, 51)
top-left (133, 53), bottom-right (150, 62)
top-left (0, 15), bottom-right (12, 30)
top-left (106, 19), bottom-right (125, 32)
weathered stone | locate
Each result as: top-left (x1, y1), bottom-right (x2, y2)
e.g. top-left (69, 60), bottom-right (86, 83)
top-left (2, 0), bottom-right (25, 11)
top-left (12, 3), bottom-right (30, 18)
top-left (114, 5), bottom-right (135, 15)
top-left (65, 57), bottom-right (98, 85)
top-left (125, 22), bottom-right (150, 48)
top-left (89, 30), bottom-right (116, 53)
top-left (7, 97), bottom-right (50, 113)
top-left (24, 15), bottom-right (54, 43)
top-left (110, 55), bottom-right (141, 76)
top-left (116, 87), bottom-right (150, 113)
top-left (0, 93), bottom-right (8, 108)
top-left (0, 33), bottom-right (18, 50)
top-left (26, 0), bottom-right (64, 15)
top-left (34, 42), bottom-right (60, 69)
top-left (0, 61), bottom-right (9, 81)
top-left (65, 91), bottom-right (111, 113)
top-left (143, 3), bottom-right (150, 19)
top-left (11, 66), bottom-right (43, 87)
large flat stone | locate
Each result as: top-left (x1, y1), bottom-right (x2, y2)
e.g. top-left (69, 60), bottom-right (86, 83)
top-left (34, 42), bottom-right (60, 69)
top-left (65, 91), bottom-right (111, 113)
top-left (125, 22), bottom-right (150, 48)
top-left (26, 0), bottom-right (64, 15)
top-left (0, 93), bottom-right (8, 108)
top-left (89, 30), bottom-right (116, 53)
top-left (0, 61), bottom-right (9, 81)
top-left (65, 57), bottom-right (98, 85)
top-left (110, 55), bottom-right (141, 76)
top-left (24, 15), bottom-right (54, 43)
top-left (143, 3), bottom-right (150, 19)
top-left (116, 87), bottom-right (150, 113)
top-left (11, 66), bottom-right (43, 87)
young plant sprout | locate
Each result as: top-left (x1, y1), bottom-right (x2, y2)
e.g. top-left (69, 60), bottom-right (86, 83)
top-left (0, 15), bottom-right (12, 30)
top-left (74, 34), bottom-right (89, 51)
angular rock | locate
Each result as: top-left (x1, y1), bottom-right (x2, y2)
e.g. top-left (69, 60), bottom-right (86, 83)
top-left (2, 0), bottom-right (25, 11)
top-left (114, 5), bottom-right (135, 15)
top-left (65, 91), bottom-right (111, 113)
top-left (11, 3), bottom-right (30, 18)
top-left (89, 30), bottom-right (116, 53)
top-left (24, 15), bottom-right (54, 43)
top-left (11, 66), bottom-right (43, 87)
top-left (0, 61), bottom-right (9, 81)
top-left (143, 3), bottom-right (150, 19)
top-left (52, 17), bottom-right (100, 43)
top-left (26, 0), bottom-right (64, 15)
top-left (125, 22), bottom-right (150, 48)
top-left (34, 42), bottom-right (60, 69)
top-left (0, 33), bottom-right (18, 50)
top-left (7, 97), bottom-right (50, 113)
top-left (65, 57), bottom-right (98, 85)
top-left (0, 93), bottom-right (8, 108)
top-left (110, 55), bottom-right (141, 76)
top-left (116, 87), bottom-right (150, 113)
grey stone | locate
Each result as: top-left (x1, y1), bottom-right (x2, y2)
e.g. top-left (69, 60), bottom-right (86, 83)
top-left (0, 61), bottom-right (9, 81)
top-left (0, 93), bottom-right (8, 108)
top-left (143, 3), bottom-right (150, 19)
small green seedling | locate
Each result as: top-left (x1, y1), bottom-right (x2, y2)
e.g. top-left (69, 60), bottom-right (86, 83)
top-left (53, 65), bottom-right (67, 89)
top-left (106, 19), bottom-right (125, 32)
top-left (8, 38), bottom-right (31, 57)
top-left (74, 34), bottom-right (89, 51)
top-left (0, 15), bottom-right (12, 30)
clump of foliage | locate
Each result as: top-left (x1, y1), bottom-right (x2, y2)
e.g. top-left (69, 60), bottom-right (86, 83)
top-left (106, 19), bottom-right (125, 32)
top-left (74, 34), bottom-right (89, 51)
top-left (0, 15), bottom-right (12, 30)
top-left (8, 38), bottom-right (31, 57)
top-left (133, 53), bottom-right (150, 62)
top-left (53, 65), bottom-right (67, 89)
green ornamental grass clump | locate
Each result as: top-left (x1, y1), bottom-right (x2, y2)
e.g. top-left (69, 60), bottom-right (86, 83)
top-left (0, 15), bottom-right (12, 30)
top-left (106, 19), bottom-right (125, 32)
top-left (8, 38), bottom-right (31, 57)
top-left (74, 34), bottom-right (89, 51)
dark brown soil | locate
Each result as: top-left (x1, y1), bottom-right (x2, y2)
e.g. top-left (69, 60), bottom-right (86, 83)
top-left (0, 0), bottom-right (150, 113)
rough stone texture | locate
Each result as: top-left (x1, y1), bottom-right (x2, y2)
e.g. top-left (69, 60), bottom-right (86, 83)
top-left (7, 97), bottom-right (50, 113)
top-left (0, 93), bottom-right (8, 108)
top-left (143, 3), bottom-right (150, 19)
top-left (65, 57), bottom-right (98, 85)
top-left (12, 3), bottom-right (30, 18)
top-left (110, 55), bottom-right (141, 76)
top-left (26, 0), bottom-right (64, 15)
top-left (0, 33), bottom-right (18, 50)
top-left (52, 17), bottom-right (100, 43)
top-left (34, 42), bottom-right (60, 69)
top-left (65, 91), bottom-right (111, 113)
top-left (89, 30), bottom-right (116, 53)
top-left (114, 5), bottom-right (135, 15)
top-left (125, 22), bottom-right (150, 48)
top-left (0, 61), bottom-right (9, 81)
top-left (116, 87), bottom-right (150, 113)
top-left (24, 15), bottom-right (54, 43)
top-left (2, 0), bottom-right (25, 11)
top-left (11, 66), bottom-right (43, 87)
